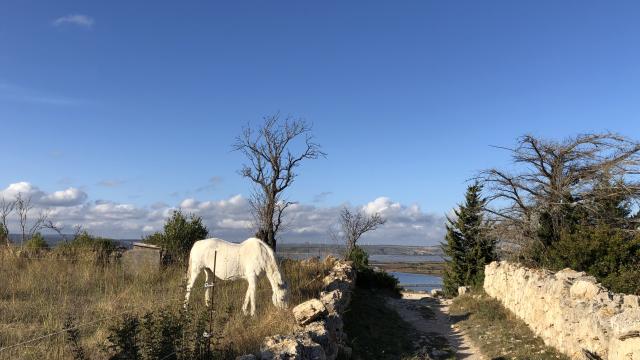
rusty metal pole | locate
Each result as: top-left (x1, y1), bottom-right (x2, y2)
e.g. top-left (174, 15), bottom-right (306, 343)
top-left (203, 250), bottom-right (217, 356)
top-left (210, 251), bottom-right (216, 351)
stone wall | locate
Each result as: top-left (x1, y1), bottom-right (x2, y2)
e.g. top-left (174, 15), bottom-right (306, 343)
top-left (239, 257), bottom-right (356, 360)
top-left (484, 261), bottom-right (640, 360)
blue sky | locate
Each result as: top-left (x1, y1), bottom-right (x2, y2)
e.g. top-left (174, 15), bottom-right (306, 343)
top-left (1, 1), bottom-right (640, 244)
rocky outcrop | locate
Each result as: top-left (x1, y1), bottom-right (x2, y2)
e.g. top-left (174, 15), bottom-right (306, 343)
top-left (246, 258), bottom-right (356, 360)
top-left (293, 299), bottom-right (328, 326)
top-left (484, 261), bottom-right (640, 360)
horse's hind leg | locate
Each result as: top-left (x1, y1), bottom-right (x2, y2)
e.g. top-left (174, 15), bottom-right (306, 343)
top-left (203, 268), bottom-right (214, 307)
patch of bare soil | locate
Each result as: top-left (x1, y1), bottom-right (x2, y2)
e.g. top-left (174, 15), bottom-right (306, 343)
top-left (386, 291), bottom-right (485, 360)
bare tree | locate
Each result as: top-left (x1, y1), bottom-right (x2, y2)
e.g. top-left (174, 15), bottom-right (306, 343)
top-left (479, 133), bottom-right (640, 255)
top-left (334, 207), bottom-right (386, 258)
top-left (15, 193), bottom-right (32, 245)
top-left (14, 193), bottom-right (52, 245)
top-left (233, 114), bottom-right (325, 250)
top-left (0, 197), bottom-right (15, 246)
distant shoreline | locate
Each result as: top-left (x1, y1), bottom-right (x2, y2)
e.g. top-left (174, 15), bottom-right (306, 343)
top-left (372, 261), bottom-right (445, 275)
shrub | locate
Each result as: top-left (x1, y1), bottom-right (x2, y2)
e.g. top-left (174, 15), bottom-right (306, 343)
top-left (544, 224), bottom-right (640, 294)
top-left (144, 210), bottom-right (208, 264)
top-left (0, 223), bottom-right (9, 246)
top-left (346, 245), bottom-right (369, 270)
top-left (64, 316), bottom-right (87, 360)
top-left (356, 267), bottom-right (401, 296)
top-left (53, 231), bottom-right (119, 264)
top-left (25, 233), bottom-right (49, 252)
top-left (106, 307), bottom-right (226, 360)
top-left (107, 314), bottom-right (141, 360)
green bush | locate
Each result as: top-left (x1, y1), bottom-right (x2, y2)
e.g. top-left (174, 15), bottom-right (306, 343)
top-left (53, 231), bottom-right (119, 264)
top-left (356, 267), bottom-right (401, 296)
top-left (25, 233), bottom-right (49, 251)
top-left (543, 224), bottom-right (640, 295)
top-left (144, 210), bottom-right (208, 265)
top-left (105, 307), bottom-right (225, 360)
top-left (107, 314), bottom-right (140, 360)
top-left (0, 224), bottom-right (9, 246)
top-left (346, 245), bottom-right (369, 270)
top-left (345, 245), bottom-right (400, 296)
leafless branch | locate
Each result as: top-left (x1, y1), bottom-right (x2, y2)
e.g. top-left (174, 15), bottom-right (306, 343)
top-left (234, 113), bottom-right (325, 249)
top-left (0, 197), bottom-right (15, 246)
top-left (336, 207), bottom-right (386, 257)
top-left (480, 132), bottom-right (640, 252)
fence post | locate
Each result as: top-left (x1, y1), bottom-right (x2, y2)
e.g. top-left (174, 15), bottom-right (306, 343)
top-left (203, 250), bottom-right (217, 356)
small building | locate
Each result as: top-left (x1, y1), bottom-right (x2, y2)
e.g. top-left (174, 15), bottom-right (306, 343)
top-left (122, 242), bottom-right (162, 273)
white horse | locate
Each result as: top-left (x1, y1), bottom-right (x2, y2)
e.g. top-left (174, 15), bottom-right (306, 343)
top-left (183, 237), bottom-right (288, 316)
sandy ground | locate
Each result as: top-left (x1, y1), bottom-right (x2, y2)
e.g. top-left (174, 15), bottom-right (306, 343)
top-left (386, 291), bottom-right (485, 360)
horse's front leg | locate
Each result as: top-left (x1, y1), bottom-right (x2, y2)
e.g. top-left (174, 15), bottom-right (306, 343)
top-left (184, 265), bottom-right (200, 309)
top-left (242, 275), bottom-right (256, 316)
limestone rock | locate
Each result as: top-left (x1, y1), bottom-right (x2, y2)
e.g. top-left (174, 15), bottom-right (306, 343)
top-left (484, 261), bottom-right (640, 360)
top-left (555, 268), bottom-right (585, 281)
top-left (624, 295), bottom-right (640, 309)
top-left (260, 259), bottom-right (355, 360)
top-left (319, 289), bottom-right (350, 314)
top-left (610, 309), bottom-right (640, 337)
top-left (323, 255), bottom-right (337, 267)
top-left (458, 286), bottom-right (469, 296)
top-left (304, 320), bottom-right (338, 359)
top-left (261, 334), bottom-right (326, 360)
top-left (570, 279), bottom-right (602, 300)
top-left (293, 299), bottom-right (328, 326)
top-left (430, 288), bottom-right (443, 297)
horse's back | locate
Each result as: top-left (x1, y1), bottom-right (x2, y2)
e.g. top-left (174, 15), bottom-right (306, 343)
top-left (190, 238), bottom-right (244, 280)
top-left (239, 238), bottom-right (277, 273)
top-left (192, 238), bottom-right (238, 252)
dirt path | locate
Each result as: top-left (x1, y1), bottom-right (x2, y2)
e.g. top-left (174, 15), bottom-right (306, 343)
top-left (386, 291), bottom-right (485, 360)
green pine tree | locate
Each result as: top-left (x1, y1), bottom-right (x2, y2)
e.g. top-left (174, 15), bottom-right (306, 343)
top-left (441, 182), bottom-right (495, 296)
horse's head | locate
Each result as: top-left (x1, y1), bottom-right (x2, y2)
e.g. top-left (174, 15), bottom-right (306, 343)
top-left (272, 281), bottom-right (289, 309)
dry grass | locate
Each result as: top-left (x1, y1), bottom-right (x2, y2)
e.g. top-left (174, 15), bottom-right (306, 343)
top-left (449, 291), bottom-right (569, 360)
top-left (0, 250), bottom-right (331, 360)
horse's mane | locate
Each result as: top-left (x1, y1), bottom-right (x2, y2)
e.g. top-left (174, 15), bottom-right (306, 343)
top-left (255, 238), bottom-right (284, 286)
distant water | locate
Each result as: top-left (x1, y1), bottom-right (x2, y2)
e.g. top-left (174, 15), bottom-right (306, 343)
top-left (389, 272), bottom-right (443, 292)
top-left (369, 254), bottom-right (444, 263)
top-left (279, 253), bottom-right (443, 263)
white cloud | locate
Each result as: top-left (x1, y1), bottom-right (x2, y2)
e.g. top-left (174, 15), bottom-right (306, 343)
top-left (180, 198), bottom-right (198, 208)
top-left (40, 188), bottom-right (87, 206)
top-left (217, 218), bottom-right (252, 229)
top-left (0, 182), bottom-right (86, 207)
top-left (363, 197), bottom-right (401, 215)
top-left (0, 181), bottom-right (43, 199)
top-left (0, 181), bottom-right (446, 245)
top-left (52, 14), bottom-right (95, 28)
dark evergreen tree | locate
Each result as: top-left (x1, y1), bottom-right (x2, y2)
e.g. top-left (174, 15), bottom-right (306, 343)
top-left (442, 182), bottom-right (495, 296)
